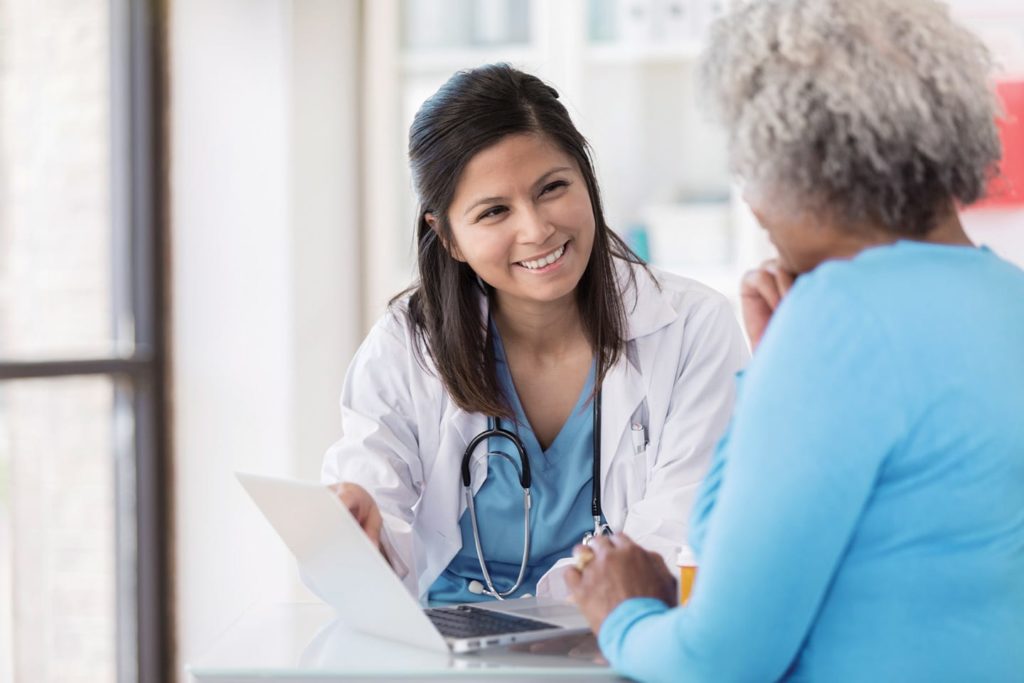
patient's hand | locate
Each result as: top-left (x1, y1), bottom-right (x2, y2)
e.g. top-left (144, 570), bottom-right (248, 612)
top-left (741, 258), bottom-right (796, 351)
top-left (329, 482), bottom-right (388, 562)
top-left (565, 534), bottom-right (677, 635)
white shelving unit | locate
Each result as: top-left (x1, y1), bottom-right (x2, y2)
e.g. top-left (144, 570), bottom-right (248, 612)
top-left (361, 0), bottom-right (772, 327)
top-left (585, 41), bottom-right (704, 64)
top-left (399, 47), bottom-right (542, 75)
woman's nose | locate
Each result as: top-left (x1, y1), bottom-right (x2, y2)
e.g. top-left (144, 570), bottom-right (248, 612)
top-left (517, 205), bottom-right (555, 244)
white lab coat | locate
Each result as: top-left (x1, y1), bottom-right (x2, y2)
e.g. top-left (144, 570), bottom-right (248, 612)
top-left (321, 261), bottom-right (749, 602)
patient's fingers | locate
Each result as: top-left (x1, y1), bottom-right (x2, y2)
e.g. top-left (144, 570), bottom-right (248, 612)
top-left (742, 267), bottom-right (783, 309)
top-left (608, 533), bottom-right (634, 549)
top-left (586, 535), bottom-right (614, 557)
top-left (741, 259), bottom-right (798, 351)
top-left (572, 545), bottom-right (595, 571)
top-left (766, 261), bottom-right (796, 298)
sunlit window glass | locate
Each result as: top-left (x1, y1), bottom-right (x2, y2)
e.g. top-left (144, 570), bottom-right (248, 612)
top-left (0, 0), bottom-right (114, 361)
top-left (0, 378), bottom-right (120, 683)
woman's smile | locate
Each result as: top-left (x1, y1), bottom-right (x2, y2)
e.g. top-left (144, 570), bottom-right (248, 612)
top-left (515, 241), bottom-right (569, 273)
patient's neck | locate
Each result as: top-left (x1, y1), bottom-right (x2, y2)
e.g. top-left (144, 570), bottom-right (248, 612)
top-left (921, 208), bottom-right (974, 247)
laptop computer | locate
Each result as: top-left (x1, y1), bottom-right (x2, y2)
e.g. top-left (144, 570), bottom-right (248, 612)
top-left (236, 472), bottom-right (591, 654)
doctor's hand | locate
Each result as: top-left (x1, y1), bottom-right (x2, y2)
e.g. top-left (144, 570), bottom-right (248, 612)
top-left (741, 259), bottom-right (796, 351)
top-left (564, 534), bottom-right (677, 636)
top-left (328, 482), bottom-right (388, 562)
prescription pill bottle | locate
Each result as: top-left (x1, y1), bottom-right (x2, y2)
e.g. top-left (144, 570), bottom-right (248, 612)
top-left (677, 545), bottom-right (697, 606)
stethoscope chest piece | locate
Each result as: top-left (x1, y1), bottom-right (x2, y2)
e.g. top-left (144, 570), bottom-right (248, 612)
top-left (581, 522), bottom-right (613, 546)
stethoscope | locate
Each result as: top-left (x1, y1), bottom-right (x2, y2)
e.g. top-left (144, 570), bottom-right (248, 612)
top-left (460, 389), bottom-right (612, 600)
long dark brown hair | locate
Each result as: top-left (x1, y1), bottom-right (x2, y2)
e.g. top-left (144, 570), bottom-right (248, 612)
top-left (394, 63), bottom-right (647, 418)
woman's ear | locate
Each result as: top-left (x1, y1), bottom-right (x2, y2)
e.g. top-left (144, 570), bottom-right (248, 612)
top-left (425, 212), bottom-right (466, 262)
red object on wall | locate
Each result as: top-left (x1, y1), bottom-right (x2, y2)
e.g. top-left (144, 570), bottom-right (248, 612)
top-left (972, 79), bottom-right (1024, 209)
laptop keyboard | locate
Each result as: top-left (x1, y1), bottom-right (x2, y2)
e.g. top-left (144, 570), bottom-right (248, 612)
top-left (425, 604), bottom-right (560, 639)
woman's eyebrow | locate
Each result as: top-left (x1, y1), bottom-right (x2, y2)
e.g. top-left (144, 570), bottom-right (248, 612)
top-left (533, 166), bottom-right (573, 188)
top-left (463, 195), bottom-right (507, 217)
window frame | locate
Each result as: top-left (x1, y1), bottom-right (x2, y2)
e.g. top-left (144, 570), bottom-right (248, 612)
top-left (0, 0), bottom-right (172, 680)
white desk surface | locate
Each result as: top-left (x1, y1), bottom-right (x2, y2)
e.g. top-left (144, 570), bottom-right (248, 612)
top-left (187, 602), bottom-right (629, 682)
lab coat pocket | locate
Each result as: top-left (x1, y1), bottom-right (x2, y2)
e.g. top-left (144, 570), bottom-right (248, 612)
top-left (626, 445), bottom-right (649, 504)
top-left (624, 421), bottom-right (649, 503)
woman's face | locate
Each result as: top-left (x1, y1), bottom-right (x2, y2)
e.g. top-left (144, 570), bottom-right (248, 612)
top-left (743, 184), bottom-right (843, 275)
top-left (435, 133), bottom-right (596, 309)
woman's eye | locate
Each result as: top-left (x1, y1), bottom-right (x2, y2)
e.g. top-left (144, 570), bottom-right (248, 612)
top-left (541, 180), bottom-right (569, 195)
top-left (477, 206), bottom-right (507, 221)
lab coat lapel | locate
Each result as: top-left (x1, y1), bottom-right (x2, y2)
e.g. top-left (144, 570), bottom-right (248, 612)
top-left (599, 347), bottom-right (645, 495)
top-left (600, 262), bottom-right (678, 500)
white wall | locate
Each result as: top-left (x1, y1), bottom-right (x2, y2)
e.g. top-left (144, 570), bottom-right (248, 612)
top-left (289, 2), bottom-right (363, 482)
top-left (949, 1), bottom-right (1024, 267)
top-left (169, 0), bottom-right (361, 678)
top-left (963, 209), bottom-right (1024, 268)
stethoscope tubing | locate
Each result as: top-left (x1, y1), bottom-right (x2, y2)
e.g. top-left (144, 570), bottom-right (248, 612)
top-left (461, 391), bottom-right (607, 599)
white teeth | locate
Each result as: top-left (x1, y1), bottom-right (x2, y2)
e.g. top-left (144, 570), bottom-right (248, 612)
top-left (519, 244), bottom-right (565, 270)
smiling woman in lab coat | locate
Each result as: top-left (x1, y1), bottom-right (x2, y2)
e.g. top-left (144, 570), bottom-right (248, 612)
top-left (320, 64), bottom-right (748, 604)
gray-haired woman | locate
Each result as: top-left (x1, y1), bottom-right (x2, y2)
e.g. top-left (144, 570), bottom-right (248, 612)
top-left (566, 1), bottom-right (1024, 681)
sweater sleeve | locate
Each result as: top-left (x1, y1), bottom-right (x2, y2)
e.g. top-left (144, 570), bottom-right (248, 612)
top-left (597, 272), bottom-right (908, 682)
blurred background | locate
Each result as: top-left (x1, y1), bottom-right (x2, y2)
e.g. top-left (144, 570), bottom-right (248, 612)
top-left (0, 0), bottom-right (1022, 680)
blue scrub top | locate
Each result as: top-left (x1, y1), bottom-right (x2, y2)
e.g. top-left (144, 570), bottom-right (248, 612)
top-left (428, 326), bottom-right (596, 604)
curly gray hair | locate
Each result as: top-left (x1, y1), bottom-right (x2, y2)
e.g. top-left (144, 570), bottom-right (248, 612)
top-left (700, 0), bottom-right (1002, 236)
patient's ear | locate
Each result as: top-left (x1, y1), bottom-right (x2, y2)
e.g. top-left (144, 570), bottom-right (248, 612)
top-left (425, 212), bottom-right (466, 262)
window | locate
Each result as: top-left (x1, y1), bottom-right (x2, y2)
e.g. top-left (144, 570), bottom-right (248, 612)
top-left (0, 0), bottom-right (169, 680)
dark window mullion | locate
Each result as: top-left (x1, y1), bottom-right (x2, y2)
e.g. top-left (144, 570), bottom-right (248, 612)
top-left (0, 357), bottom-right (153, 381)
top-left (127, 0), bottom-right (171, 679)
top-left (110, 0), bottom-right (143, 678)
top-left (111, 0), bottom-right (171, 680)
